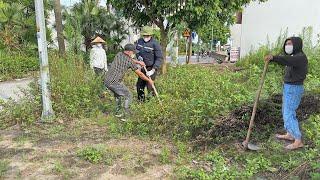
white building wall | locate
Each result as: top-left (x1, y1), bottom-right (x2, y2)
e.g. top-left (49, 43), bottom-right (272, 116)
top-left (230, 24), bottom-right (242, 48)
top-left (237, 0), bottom-right (320, 57)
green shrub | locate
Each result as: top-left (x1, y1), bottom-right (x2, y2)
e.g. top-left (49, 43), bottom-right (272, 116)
top-left (107, 52), bottom-right (116, 63)
top-left (0, 160), bottom-right (9, 177)
top-left (0, 82), bottom-right (41, 128)
top-left (77, 145), bottom-right (125, 165)
top-left (121, 65), bottom-right (272, 140)
top-left (159, 146), bottom-right (171, 164)
top-left (0, 50), bottom-right (39, 81)
top-left (303, 115), bottom-right (320, 147)
top-left (77, 146), bottom-right (104, 164)
top-left (49, 54), bottom-right (103, 119)
top-left (0, 53), bottom-right (104, 126)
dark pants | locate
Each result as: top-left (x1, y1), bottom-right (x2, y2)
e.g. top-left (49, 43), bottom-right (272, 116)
top-left (136, 67), bottom-right (157, 101)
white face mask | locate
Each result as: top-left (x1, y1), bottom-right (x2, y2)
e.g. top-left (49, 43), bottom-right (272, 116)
top-left (143, 37), bottom-right (151, 42)
top-left (285, 45), bottom-right (293, 55)
top-left (130, 53), bottom-right (135, 58)
top-left (96, 43), bottom-right (103, 48)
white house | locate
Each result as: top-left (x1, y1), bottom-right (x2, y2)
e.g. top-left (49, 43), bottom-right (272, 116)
top-left (231, 0), bottom-right (320, 58)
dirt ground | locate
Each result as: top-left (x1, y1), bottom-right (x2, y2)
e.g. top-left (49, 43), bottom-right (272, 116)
top-left (0, 119), bottom-right (174, 180)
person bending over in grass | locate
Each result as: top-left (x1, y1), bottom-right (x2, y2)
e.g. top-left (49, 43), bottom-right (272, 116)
top-left (104, 44), bottom-right (153, 120)
top-left (264, 37), bottom-right (308, 150)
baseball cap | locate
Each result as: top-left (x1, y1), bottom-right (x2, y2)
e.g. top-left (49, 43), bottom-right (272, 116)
top-left (124, 44), bottom-right (139, 54)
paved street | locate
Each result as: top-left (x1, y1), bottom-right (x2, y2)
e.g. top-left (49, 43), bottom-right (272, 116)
top-left (0, 78), bottom-right (33, 102)
top-left (167, 55), bottom-right (218, 65)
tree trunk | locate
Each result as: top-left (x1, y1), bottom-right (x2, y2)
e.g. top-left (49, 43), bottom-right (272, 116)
top-left (85, 37), bottom-right (91, 52)
top-left (186, 36), bottom-right (192, 64)
top-left (160, 28), bottom-right (168, 74)
top-left (53, 0), bottom-right (65, 57)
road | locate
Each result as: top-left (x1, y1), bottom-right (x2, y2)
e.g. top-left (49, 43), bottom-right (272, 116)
top-left (167, 55), bottom-right (217, 65)
top-left (0, 78), bottom-right (33, 102)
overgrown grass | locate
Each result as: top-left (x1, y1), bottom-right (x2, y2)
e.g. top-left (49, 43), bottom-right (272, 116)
top-left (0, 50), bottom-right (39, 81)
top-left (0, 53), bottom-right (104, 128)
top-left (0, 160), bottom-right (9, 178)
top-left (77, 146), bottom-right (105, 164)
top-left (49, 53), bottom-right (104, 119)
top-left (172, 28), bottom-right (320, 179)
top-left (0, 29), bottom-right (319, 179)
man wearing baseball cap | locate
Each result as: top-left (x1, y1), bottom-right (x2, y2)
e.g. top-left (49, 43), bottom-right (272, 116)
top-left (105, 44), bottom-right (153, 119)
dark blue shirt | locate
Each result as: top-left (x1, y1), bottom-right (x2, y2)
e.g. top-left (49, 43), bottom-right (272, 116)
top-left (136, 38), bottom-right (163, 70)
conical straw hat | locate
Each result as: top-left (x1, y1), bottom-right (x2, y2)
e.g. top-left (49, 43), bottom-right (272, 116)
top-left (91, 36), bottom-right (106, 43)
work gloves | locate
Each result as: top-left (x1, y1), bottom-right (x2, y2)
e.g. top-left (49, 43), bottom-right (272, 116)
top-left (138, 56), bottom-right (144, 61)
top-left (138, 56), bottom-right (155, 77)
top-left (146, 69), bottom-right (155, 77)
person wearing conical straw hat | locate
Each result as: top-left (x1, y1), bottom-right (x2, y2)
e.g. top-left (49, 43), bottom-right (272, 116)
top-left (90, 36), bottom-right (108, 76)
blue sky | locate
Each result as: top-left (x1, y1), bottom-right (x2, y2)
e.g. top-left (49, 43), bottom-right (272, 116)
top-left (60, 0), bottom-right (106, 7)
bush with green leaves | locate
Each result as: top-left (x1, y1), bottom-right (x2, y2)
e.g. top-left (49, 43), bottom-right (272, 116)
top-left (77, 146), bottom-right (104, 164)
top-left (0, 86), bottom-right (41, 128)
top-left (114, 28), bottom-right (320, 141)
top-left (123, 65), bottom-right (256, 140)
top-left (49, 54), bottom-right (103, 119)
top-left (303, 114), bottom-right (320, 148)
top-left (0, 50), bottom-right (38, 81)
top-left (0, 53), bottom-right (104, 127)
top-left (0, 160), bottom-right (8, 177)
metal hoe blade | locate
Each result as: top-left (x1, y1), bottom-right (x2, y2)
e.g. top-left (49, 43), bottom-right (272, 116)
top-left (242, 141), bottom-right (261, 151)
top-left (242, 62), bottom-right (269, 151)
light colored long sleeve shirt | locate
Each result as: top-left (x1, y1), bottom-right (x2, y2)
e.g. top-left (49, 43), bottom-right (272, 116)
top-left (89, 45), bottom-right (108, 71)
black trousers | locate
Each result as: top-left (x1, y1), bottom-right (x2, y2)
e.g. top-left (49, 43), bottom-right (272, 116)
top-left (136, 67), bottom-right (157, 101)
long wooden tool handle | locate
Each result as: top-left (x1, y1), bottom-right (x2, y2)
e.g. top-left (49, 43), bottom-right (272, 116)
top-left (244, 62), bottom-right (269, 144)
top-left (143, 66), bottom-right (160, 98)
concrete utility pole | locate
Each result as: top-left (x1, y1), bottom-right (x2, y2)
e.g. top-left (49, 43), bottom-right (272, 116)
top-left (35, 0), bottom-right (54, 121)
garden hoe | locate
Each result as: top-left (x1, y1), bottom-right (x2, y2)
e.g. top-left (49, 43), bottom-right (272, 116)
top-left (242, 61), bottom-right (269, 151)
top-left (143, 66), bottom-right (163, 106)
top-left (136, 56), bottom-right (162, 106)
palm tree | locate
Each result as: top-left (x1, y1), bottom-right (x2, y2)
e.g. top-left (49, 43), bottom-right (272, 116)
top-left (0, 0), bottom-right (53, 51)
top-left (63, 10), bottom-right (83, 54)
top-left (72, 0), bottom-right (100, 52)
top-left (65, 0), bottom-right (128, 53)
top-left (0, 3), bottom-right (25, 50)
